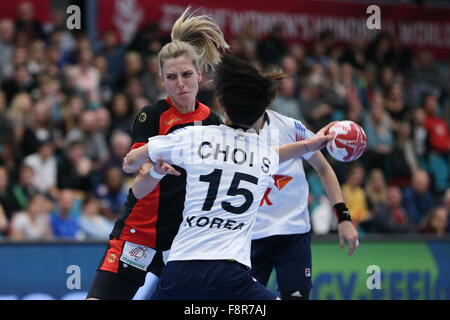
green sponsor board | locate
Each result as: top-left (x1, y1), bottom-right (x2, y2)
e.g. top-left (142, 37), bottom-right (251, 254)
top-left (267, 241), bottom-right (448, 300)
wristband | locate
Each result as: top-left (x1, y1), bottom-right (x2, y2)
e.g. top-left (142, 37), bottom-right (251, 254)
top-left (149, 166), bottom-right (166, 179)
top-left (333, 203), bottom-right (352, 223)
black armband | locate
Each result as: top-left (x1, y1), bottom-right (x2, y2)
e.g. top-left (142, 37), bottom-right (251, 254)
top-left (333, 203), bottom-right (352, 223)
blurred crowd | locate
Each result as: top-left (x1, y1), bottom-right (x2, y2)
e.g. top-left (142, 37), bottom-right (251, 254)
top-left (0, 2), bottom-right (449, 241)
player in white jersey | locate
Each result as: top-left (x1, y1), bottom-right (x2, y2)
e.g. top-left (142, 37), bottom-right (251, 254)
top-left (251, 110), bottom-right (358, 300)
top-left (123, 55), bottom-right (337, 299)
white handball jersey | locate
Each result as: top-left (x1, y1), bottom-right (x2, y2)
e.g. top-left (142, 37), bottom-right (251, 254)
top-left (147, 125), bottom-right (279, 267)
top-left (252, 110), bottom-right (317, 240)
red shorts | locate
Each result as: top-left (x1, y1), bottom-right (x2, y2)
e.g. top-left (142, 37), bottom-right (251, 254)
top-left (87, 239), bottom-right (168, 300)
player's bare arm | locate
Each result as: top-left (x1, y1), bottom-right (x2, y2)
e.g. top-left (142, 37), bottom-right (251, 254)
top-left (275, 122), bottom-right (337, 163)
top-left (132, 159), bottom-right (181, 199)
top-left (307, 152), bottom-right (359, 256)
top-left (123, 144), bottom-right (152, 173)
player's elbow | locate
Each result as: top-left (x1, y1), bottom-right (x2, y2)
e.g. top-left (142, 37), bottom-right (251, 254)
top-left (123, 156), bottom-right (139, 174)
top-left (123, 163), bottom-right (135, 174)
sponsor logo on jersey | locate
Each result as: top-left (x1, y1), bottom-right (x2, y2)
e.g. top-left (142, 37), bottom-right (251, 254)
top-left (294, 121), bottom-right (306, 141)
top-left (260, 175), bottom-right (293, 206)
top-left (138, 112), bottom-right (147, 123)
top-left (166, 117), bottom-right (181, 126)
top-left (129, 246), bottom-right (148, 261)
top-left (305, 268), bottom-right (311, 277)
top-left (107, 253), bottom-right (117, 263)
top-left (120, 242), bottom-right (156, 271)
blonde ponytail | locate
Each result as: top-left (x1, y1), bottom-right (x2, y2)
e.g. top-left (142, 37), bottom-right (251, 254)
top-left (159, 6), bottom-right (229, 73)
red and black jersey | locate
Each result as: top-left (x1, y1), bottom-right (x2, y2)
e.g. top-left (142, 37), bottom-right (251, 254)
top-left (110, 97), bottom-right (223, 250)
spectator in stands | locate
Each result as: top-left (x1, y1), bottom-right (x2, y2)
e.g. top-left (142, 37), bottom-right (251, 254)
top-left (43, 9), bottom-right (76, 54)
top-left (117, 51), bottom-right (143, 91)
top-left (15, 1), bottom-right (46, 42)
top-left (389, 121), bottom-right (419, 186)
top-left (299, 81), bottom-right (333, 132)
top-left (65, 33), bottom-right (91, 65)
top-left (305, 40), bottom-right (330, 68)
top-left (102, 130), bottom-right (132, 176)
top-left (50, 189), bottom-right (80, 239)
top-left (423, 92), bottom-right (450, 193)
top-left (411, 107), bottom-right (428, 167)
top-left (65, 47), bottom-right (100, 101)
top-left (0, 204), bottom-right (7, 238)
top-left (341, 162), bottom-right (370, 226)
top-left (385, 82), bottom-right (408, 130)
top-left (141, 54), bottom-right (165, 103)
top-left (78, 196), bottom-right (113, 240)
top-left (95, 107), bottom-right (113, 142)
top-left (123, 76), bottom-right (145, 102)
top-left (2, 45), bottom-right (28, 81)
top-left (93, 55), bottom-right (114, 103)
top-left (19, 99), bottom-right (53, 158)
top-left (65, 110), bottom-right (110, 172)
top-left (46, 44), bottom-right (67, 75)
top-left (10, 194), bottom-right (53, 240)
top-left (366, 32), bottom-right (396, 68)
top-left (360, 185), bottom-right (416, 233)
top-left (270, 76), bottom-right (304, 122)
top-left (410, 51), bottom-right (443, 108)
top-left (128, 21), bottom-right (164, 57)
top-left (57, 140), bottom-right (93, 192)
top-left (423, 92), bottom-right (450, 154)
top-left (1, 64), bottom-right (34, 105)
top-left (322, 62), bottom-right (348, 111)
top-left (96, 166), bottom-right (127, 221)
top-left (444, 189), bottom-right (450, 215)
top-left (402, 169), bottom-right (435, 225)
top-left (61, 96), bottom-right (86, 135)
top-left (280, 55), bottom-right (301, 96)
top-left (9, 164), bottom-right (39, 214)
top-left (0, 91), bottom-right (13, 147)
top-left (359, 63), bottom-right (379, 109)
top-left (365, 168), bottom-right (388, 211)
top-left (444, 189), bottom-right (450, 233)
top-left (0, 166), bottom-right (15, 222)
top-left (0, 19), bottom-right (16, 81)
top-left (339, 33), bottom-right (367, 71)
top-left (257, 24), bottom-right (287, 66)
top-left (362, 92), bottom-right (394, 175)
top-left (23, 137), bottom-right (57, 195)
top-left (35, 74), bottom-right (65, 125)
top-left (109, 93), bottom-right (133, 135)
top-left (419, 206), bottom-right (449, 237)
top-left (27, 40), bottom-right (47, 77)
top-left (97, 29), bottom-right (125, 89)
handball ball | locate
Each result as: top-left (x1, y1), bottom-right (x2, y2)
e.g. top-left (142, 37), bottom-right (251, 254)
top-left (326, 121), bottom-right (367, 162)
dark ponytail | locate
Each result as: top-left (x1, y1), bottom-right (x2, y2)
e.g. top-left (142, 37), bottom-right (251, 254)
top-left (215, 55), bottom-right (285, 127)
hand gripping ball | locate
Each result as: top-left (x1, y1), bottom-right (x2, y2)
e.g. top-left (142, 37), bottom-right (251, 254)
top-left (326, 121), bottom-right (367, 162)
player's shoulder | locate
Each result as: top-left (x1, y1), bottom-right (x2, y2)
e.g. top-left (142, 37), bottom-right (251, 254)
top-left (138, 99), bottom-right (171, 118)
top-left (169, 123), bottom-right (217, 135)
top-left (266, 110), bottom-right (307, 128)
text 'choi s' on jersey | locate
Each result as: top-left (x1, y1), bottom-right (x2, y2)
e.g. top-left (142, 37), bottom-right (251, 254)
top-left (110, 97), bottom-right (223, 250)
top-left (253, 110), bottom-right (317, 240)
top-left (146, 125), bottom-right (280, 268)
